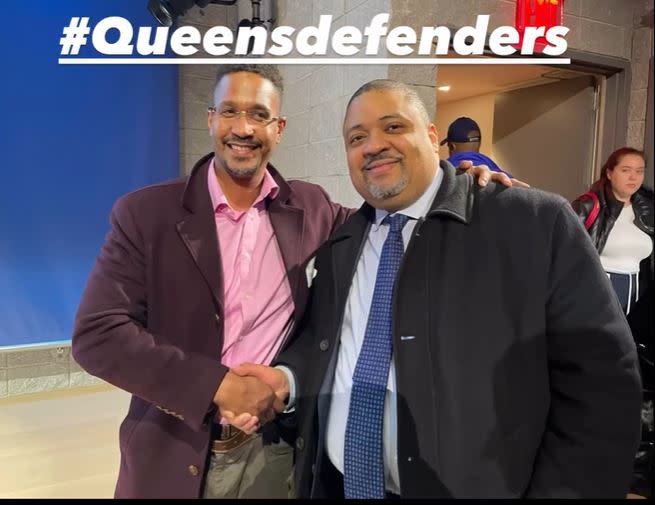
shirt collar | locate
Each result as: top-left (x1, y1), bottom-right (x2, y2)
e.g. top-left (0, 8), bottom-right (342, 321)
top-left (373, 166), bottom-right (444, 229)
top-left (207, 157), bottom-right (280, 213)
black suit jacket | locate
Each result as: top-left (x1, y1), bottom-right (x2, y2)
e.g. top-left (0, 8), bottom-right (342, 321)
top-left (278, 161), bottom-right (642, 498)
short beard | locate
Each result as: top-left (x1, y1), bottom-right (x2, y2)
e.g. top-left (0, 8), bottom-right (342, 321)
top-left (364, 171), bottom-right (409, 199)
top-left (216, 157), bottom-right (258, 179)
top-left (224, 163), bottom-right (258, 179)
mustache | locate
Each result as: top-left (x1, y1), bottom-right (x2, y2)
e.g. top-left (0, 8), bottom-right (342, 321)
top-left (363, 152), bottom-right (402, 170)
top-left (223, 136), bottom-right (261, 147)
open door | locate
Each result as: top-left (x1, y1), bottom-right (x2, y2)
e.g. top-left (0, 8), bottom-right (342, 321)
top-left (492, 75), bottom-right (599, 202)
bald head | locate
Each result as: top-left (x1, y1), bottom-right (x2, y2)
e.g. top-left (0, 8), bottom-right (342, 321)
top-left (345, 79), bottom-right (431, 127)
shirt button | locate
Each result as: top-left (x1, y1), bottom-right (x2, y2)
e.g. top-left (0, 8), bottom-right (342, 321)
top-left (319, 339), bottom-right (329, 351)
top-left (296, 437), bottom-right (305, 450)
top-left (188, 464), bottom-right (199, 476)
top-left (215, 314), bottom-right (221, 323)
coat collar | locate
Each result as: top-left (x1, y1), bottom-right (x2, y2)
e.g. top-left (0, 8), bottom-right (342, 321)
top-left (426, 160), bottom-right (474, 224)
top-left (330, 160), bottom-right (473, 244)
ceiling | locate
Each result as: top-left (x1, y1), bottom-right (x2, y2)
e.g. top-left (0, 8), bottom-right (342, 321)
top-left (436, 64), bottom-right (591, 104)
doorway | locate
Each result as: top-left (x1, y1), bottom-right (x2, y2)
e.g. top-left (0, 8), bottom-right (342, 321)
top-left (435, 63), bottom-right (602, 201)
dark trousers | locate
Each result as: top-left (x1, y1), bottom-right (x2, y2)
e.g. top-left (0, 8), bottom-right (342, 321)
top-left (608, 272), bottom-right (639, 314)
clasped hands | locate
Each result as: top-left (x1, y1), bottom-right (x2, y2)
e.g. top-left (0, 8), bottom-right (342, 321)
top-left (213, 363), bottom-right (289, 435)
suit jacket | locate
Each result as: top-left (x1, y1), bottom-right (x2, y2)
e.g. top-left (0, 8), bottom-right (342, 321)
top-left (278, 161), bottom-right (643, 498)
top-left (71, 153), bottom-right (351, 498)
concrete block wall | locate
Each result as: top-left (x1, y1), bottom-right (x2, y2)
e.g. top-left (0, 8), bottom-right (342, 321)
top-left (271, 0), bottom-right (392, 209)
top-left (552, 0), bottom-right (652, 150)
top-left (177, 4), bottom-right (240, 175)
top-left (627, 0), bottom-right (653, 150)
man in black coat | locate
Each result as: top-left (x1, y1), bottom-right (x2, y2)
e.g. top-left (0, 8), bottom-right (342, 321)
top-left (231, 79), bottom-right (643, 498)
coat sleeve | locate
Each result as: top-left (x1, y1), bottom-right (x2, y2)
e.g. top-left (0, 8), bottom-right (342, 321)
top-left (71, 195), bottom-right (227, 432)
top-left (525, 202), bottom-right (642, 498)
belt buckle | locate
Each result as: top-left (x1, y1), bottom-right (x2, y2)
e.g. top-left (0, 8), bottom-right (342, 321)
top-left (220, 424), bottom-right (233, 440)
top-left (212, 426), bottom-right (253, 453)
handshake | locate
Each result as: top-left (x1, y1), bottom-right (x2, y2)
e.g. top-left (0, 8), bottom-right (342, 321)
top-left (212, 363), bottom-right (290, 435)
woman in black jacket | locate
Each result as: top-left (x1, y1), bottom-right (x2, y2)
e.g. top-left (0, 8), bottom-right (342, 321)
top-left (573, 147), bottom-right (654, 499)
top-left (572, 147), bottom-right (653, 314)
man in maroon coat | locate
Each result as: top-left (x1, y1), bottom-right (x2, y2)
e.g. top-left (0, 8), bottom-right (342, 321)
top-left (72, 64), bottom-right (514, 499)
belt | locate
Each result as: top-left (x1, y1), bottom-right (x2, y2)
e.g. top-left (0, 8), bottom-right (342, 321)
top-left (211, 424), bottom-right (255, 453)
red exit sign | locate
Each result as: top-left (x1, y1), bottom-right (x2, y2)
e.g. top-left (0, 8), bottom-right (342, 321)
top-left (515, 0), bottom-right (565, 53)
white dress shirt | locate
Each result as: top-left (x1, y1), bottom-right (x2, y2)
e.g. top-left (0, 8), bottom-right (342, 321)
top-left (325, 167), bottom-right (443, 495)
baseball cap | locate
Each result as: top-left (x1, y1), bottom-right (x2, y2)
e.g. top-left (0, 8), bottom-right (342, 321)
top-left (440, 117), bottom-right (482, 146)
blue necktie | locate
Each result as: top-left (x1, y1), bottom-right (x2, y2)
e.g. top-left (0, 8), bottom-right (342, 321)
top-left (343, 213), bottom-right (410, 499)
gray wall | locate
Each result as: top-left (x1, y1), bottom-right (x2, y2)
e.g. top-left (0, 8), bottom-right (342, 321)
top-left (270, 0), bottom-right (392, 209)
top-left (627, 0), bottom-right (653, 151)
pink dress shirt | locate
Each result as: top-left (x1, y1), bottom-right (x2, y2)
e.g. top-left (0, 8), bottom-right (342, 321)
top-left (207, 161), bottom-right (295, 369)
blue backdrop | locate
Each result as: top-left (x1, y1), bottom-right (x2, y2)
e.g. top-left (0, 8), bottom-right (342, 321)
top-left (0, 1), bottom-right (179, 347)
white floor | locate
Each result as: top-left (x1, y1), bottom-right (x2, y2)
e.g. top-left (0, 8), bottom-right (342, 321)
top-left (0, 385), bottom-right (131, 498)
top-left (1, 386), bottom-right (645, 499)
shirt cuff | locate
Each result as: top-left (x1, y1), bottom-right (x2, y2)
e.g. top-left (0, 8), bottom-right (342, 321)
top-left (275, 365), bottom-right (297, 413)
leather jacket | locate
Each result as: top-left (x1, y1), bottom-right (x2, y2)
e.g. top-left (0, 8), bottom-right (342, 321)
top-left (572, 180), bottom-right (654, 299)
top-left (571, 179), bottom-right (653, 254)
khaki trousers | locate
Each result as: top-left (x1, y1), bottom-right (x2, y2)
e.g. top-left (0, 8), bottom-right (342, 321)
top-left (203, 433), bottom-right (294, 499)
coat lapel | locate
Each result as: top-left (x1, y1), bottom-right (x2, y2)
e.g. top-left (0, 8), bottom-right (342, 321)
top-left (269, 199), bottom-right (305, 317)
top-left (265, 165), bottom-right (306, 319)
top-left (176, 154), bottom-right (224, 312)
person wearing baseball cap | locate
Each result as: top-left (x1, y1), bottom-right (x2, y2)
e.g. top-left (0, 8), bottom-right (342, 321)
top-left (441, 116), bottom-right (513, 178)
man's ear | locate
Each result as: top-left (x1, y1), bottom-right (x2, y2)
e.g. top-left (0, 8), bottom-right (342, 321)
top-left (428, 123), bottom-right (439, 153)
top-left (276, 117), bottom-right (287, 143)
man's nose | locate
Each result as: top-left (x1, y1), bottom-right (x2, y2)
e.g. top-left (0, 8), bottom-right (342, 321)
top-left (362, 131), bottom-right (389, 157)
top-left (231, 112), bottom-right (255, 137)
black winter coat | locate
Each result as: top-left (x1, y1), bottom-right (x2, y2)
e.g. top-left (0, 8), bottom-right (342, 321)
top-left (279, 162), bottom-right (642, 499)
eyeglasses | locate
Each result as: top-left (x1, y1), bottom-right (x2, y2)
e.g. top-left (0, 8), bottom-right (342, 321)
top-left (208, 106), bottom-right (282, 126)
